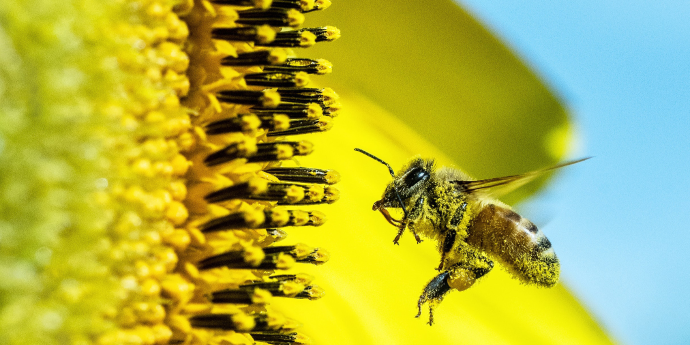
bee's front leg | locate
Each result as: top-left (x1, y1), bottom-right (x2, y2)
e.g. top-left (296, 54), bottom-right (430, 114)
top-left (404, 196), bottom-right (425, 244)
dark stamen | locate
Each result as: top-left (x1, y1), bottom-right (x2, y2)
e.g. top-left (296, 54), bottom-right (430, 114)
top-left (251, 102), bottom-right (322, 119)
top-left (256, 30), bottom-right (315, 48)
top-left (216, 89), bottom-right (280, 107)
top-left (245, 72), bottom-right (309, 88)
top-left (189, 314), bottom-right (248, 331)
top-left (250, 331), bottom-right (309, 344)
top-left (270, 0), bottom-right (331, 12)
top-left (298, 26), bottom-right (340, 42)
top-left (212, 26), bottom-right (276, 44)
top-left (205, 141), bottom-right (313, 166)
top-left (205, 114), bottom-right (289, 135)
top-left (201, 209), bottom-right (325, 232)
top-left (209, 0), bottom-right (268, 8)
top-left (273, 87), bottom-right (339, 109)
top-left (263, 58), bottom-right (332, 75)
top-left (264, 167), bottom-right (340, 184)
top-left (236, 8), bottom-right (304, 28)
top-left (198, 250), bottom-right (292, 270)
top-left (221, 50), bottom-right (287, 66)
top-left (268, 117), bottom-right (332, 136)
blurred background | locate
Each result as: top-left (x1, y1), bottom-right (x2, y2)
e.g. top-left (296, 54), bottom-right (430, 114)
top-left (454, 1), bottom-right (690, 344)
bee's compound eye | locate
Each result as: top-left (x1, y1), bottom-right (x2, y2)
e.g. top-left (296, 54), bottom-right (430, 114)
top-left (403, 167), bottom-right (430, 188)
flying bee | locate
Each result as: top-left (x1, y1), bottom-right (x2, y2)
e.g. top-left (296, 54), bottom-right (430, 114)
top-left (355, 148), bottom-right (588, 325)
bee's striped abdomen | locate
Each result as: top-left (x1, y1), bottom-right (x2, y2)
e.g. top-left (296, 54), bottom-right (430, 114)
top-left (465, 204), bottom-right (559, 287)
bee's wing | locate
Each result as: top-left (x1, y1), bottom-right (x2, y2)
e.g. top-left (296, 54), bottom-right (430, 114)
top-left (451, 158), bottom-right (589, 196)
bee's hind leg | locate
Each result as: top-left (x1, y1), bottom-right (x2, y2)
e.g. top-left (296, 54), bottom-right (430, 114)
top-left (416, 271), bottom-right (451, 326)
top-left (416, 256), bottom-right (494, 325)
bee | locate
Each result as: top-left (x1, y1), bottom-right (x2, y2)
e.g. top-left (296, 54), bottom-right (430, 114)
top-left (355, 148), bottom-right (588, 325)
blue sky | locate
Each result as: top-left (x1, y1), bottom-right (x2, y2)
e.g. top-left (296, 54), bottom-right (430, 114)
top-left (455, 1), bottom-right (690, 344)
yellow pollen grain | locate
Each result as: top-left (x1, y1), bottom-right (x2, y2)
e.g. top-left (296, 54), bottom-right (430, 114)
top-left (273, 114), bottom-right (291, 130)
top-left (248, 177), bottom-right (269, 194)
top-left (256, 24), bottom-right (277, 44)
top-left (299, 31), bottom-right (317, 47)
top-left (181, 303), bottom-right (212, 315)
top-left (448, 270), bottom-right (476, 291)
top-left (326, 103), bottom-right (341, 116)
top-left (232, 162), bottom-right (264, 175)
top-left (171, 154), bottom-right (191, 176)
top-left (292, 243), bottom-right (313, 259)
top-left (255, 0), bottom-right (272, 10)
top-left (152, 324), bottom-right (173, 345)
top-left (244, 208), bottom-right (267, 228)
top-left (252, 288), bottom-right (273, 304)
top-left (325, 170), bottom-right (341, 184)
top-left (163, 229), bottom-right (192, 252)
top-left (291, 210), bottom-right (310, 226)
top-left (169, 181), bottom-right (188, 201)
top-left (293, 273), bottom-right (315, 285)
top-left (262, 88), bottom-right (281, 108)
top-left (324, 186), bottom-right (340, 203)
top-left (305, 285), bottom-right (325, 300)
top-left (276, 253), bottom-right (296, 270)
top-left (243, 246), bottom-right (266, 266)
top-left (322, 26), bottom-right (341, 40)
top-left (307, 185), bottom-right (325, 201)
top-left (297, 140), bottom-right (314, 155)
top-left (240, 137), bottom-right (259, 156)
top-left (282, 281), bottom-right (306, 297)
top-left (285, 185), bottom-right (306, 203)
top-left (286, 9), bottom-right (305, 28)
top-left (294, 333), bottom-right (313, 345)
top-left (315, 59), bottom-right (333, 74)
top-left (306, 103), bottom-right (323, 119)
top-left (275, 144), bottom-right (295, 160)
top-left (167, 314), bottom-right (191, 335)
top-left (188, 227), bottom-right (206, 247)
top-left (316, 0), bottom-right (332, 10)
top-left (321, 87), bottom-right (338, 103)
top-left (270, 209), bottom-right (290, 227)
top-left (311, 248), bottom-right (330, 264)
top-left (241, 114), bottom-right (261, 132)
top-left (268, 48), bottom-right (288, 65)
top-left (265, 312), bottom-right (287, 330)
top-left (167, 201), bottom-right (189, 226)
top-left (293, 71), bottom-right (310, 87)
top-left (309, 211), bottom-right (327, 226)
top-left (300, 0), bottom-right (316, 11)
top-left (318, 116), bottom-right (333, 131)
top-left (233, 313), bottom-right (256, 332)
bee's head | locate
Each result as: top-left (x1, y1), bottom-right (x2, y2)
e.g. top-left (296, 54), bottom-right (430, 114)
top-left (355, 149), bottom-right (433, 217)
top-left (377, 158), bottom-right (432, 207)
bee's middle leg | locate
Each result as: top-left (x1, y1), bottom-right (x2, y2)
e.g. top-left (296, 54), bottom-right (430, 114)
top-left (437, 229), bottom-right (456, 271)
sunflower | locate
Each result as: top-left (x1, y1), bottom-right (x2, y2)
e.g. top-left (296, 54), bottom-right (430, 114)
top-left (0, 0), bottom-right (612, 344)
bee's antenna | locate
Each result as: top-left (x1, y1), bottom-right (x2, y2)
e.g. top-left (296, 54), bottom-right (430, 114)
top-left (354, 148), bottom-right (396, 178)
top-left (355, 148), bottom-right (408, 218)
